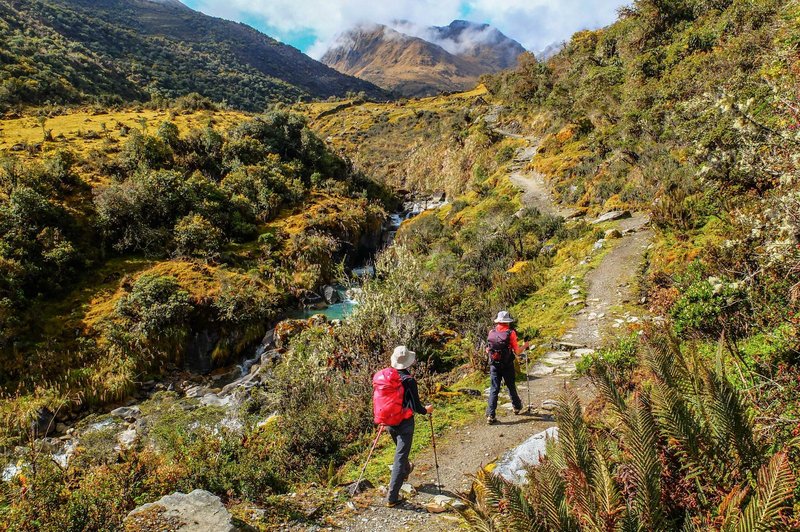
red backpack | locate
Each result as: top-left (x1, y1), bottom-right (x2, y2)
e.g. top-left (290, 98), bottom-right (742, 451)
top-left (372, 367), bottom-right (413, 426)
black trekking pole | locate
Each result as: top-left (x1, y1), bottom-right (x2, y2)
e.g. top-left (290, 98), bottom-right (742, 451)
top-left (428, 414), bottom-right (442, 494)
top-left (351, 424), bottom-right (385, 496)
top-left (525, 348), bottom-right (531, 411)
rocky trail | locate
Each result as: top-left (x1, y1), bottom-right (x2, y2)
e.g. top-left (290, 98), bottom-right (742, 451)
top-left (331, 129), bottom-right (654, 531)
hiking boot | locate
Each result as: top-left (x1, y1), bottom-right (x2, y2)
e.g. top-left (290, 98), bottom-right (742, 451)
top-left (403, 462), bottom-right (415, 482)
top-left (514, 407), bottom-right (526, 415)
top-left (486, 416), bottom-right (497, 425)
top-left (387, 496), bottom-right (406, 508)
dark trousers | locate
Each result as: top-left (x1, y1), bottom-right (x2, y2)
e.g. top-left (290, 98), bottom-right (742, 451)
top-left (486, 362), bottom-right (522, 418)
top-left (387, 416), bottom-right (415, 503)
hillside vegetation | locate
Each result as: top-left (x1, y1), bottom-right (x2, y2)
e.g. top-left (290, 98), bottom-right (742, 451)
top-left (0, 0), bottom-right (384, 111)
top-left (457, 0), bottom-right (800, 528)
top-left (0, 103), bottom-right (387, 412)
top-left (0, 0), bottom-right (799, 529)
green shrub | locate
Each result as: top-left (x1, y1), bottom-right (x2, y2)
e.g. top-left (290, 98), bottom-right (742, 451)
top-left (172, 214), bottom-right (224, 259)
top-left (671, 276), bottom-right (748, 338)
top-left (577, 333), bottom-right (640, 388)
top-left (115, 274), bottom-right (192, 337)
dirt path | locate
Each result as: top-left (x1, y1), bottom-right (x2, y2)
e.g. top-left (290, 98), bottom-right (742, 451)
top-left (563, 215), bottom-right (652, 348)
top-left (506, 139), bottom-right (577, 219)
top-left (330, 133), bottom-right (653, 532)
top-left (336, 372), bottom-right (594, 532)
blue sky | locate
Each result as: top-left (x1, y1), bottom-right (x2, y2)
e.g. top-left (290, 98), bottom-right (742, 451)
top-left (183, 0), bottom-right (631, 58)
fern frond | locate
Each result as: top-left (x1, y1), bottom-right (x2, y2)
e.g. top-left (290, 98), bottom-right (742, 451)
top-left (736, 452), bottom-right (795, 532)
top-left (555, 393), bottom-right (594, 482)
top-left (702, 366), bottom-right (759, 474)
top-left (624, 392), bottom-right (666, 531)
top-left (590, 444), bottom-right (626, 531)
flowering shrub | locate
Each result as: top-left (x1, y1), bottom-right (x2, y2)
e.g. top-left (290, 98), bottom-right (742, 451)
top-left (670, 276), bottom-right (748, 338)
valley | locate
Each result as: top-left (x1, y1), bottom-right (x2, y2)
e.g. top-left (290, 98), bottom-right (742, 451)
top-left (1, 0), bottom-right (799, 530)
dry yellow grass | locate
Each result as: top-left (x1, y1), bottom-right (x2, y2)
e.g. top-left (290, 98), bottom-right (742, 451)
top-left (0, 108), bottom-right (250, 158)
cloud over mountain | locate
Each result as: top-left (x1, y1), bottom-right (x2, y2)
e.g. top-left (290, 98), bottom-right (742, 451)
top-left (188, 0), bottom-right (631, 58)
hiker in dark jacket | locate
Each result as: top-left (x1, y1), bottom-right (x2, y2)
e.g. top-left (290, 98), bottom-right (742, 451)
top-left (486, 311), bottom-right (530, 424)
top-left (386, 345), bottom-right (432, 507)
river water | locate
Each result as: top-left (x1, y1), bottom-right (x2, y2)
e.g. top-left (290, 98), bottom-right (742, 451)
top-left (287, 195), bottom-right (448, 322)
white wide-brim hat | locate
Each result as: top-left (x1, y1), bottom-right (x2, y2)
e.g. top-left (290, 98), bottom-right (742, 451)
top-left (494, 310), bottom-right (515, 323)
top-left (391, 345), bottom-right (416, 370)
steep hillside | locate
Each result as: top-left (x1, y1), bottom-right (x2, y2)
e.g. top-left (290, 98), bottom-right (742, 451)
top-left (0, 0), bottom-right (385, 110)
top-left (321, 21), bottom-right (525, 97)
top-left (0, 105), bottom-right (388, 408)
top-left (301, 86), bottom-right (496, 195)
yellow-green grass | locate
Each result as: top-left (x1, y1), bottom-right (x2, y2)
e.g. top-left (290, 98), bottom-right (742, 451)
top-left (649, 217), bottom-right (724, 275)
top-left (0, 108), bottom-right (251, 185)
top-left (301, 85), bottom-right (490, 149)
top-left (513, 227), bottom-right (613, 342)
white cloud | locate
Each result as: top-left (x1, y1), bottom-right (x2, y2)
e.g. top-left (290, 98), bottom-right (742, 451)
top-left (464, 0), bottom-right (629, 53)
top-left (190, 0), bottom-right (631, 58)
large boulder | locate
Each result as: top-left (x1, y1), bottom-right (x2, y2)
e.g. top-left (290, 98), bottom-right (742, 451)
top-left (322, 285), bottom-right (341, 304)
top-left (124, 490), bottom-right (236, 532)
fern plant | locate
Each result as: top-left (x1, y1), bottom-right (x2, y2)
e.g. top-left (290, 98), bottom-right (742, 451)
top-left (458, 331), bottom-right (796, 531)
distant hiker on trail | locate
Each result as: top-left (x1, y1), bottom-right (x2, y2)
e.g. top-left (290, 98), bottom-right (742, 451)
top-left (372, 346), bottom-right (433, 507)
top-left (486, 311), bottom-right (531, 424)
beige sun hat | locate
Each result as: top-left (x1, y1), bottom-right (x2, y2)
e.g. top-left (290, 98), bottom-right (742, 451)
top-left (390, 345), bottom-right (416, 370)
top-left (494, 310), bottom-right (515, 324)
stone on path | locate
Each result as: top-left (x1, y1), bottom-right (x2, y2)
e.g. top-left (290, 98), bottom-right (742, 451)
top-left (541, 399), bottom-right (559, 411)
top-left (592, 210), bottom-right (632, 224)
top-left (494, 427), bottom-right (559, 484)
top-left (110, 406), bottom-right (141, 421)
top-left (529, 365), bottom-right (555, 378)
top-left (400, 483), bottom-right (417, 496)
top-left (540, 351), bottom-right (571, 365)
top-left (125, 490), bottom-right (236, 532)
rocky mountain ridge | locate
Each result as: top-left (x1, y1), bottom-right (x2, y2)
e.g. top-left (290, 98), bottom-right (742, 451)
top-left (321, 20), bottom-right (526, 97)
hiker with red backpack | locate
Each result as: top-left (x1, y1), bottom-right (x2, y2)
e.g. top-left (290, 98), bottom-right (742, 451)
top-left (373, 345), bottom-right (433, 507)
top-left (486, 311), bottom-right (531, 424)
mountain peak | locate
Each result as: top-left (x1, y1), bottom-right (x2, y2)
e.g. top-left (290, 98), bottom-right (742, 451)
top-left (322, 19), bottom-right (526, 97)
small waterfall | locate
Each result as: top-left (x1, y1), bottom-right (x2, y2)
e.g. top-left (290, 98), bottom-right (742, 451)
top-left (237, 338), bottom-right (271, 377)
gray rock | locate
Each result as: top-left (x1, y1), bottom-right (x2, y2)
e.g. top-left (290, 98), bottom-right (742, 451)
top-left (184, 385), bottom-right (208, 398)
top-left (110, 406), bottom-right (141, 421)
top-left (200, 394), bottom-right (232, 408)
top-left (116, 427), bottom-right (137, 450)
top-left (322, 285), bottom-right (341, 304)
top-left (430, 494), bottom-right (466, 510)
top-left (541, 399), bottom-right (559, 411)
top-left (125, 489), bottom-right (236, 531)
top-left (260, 328), bottom-right (275, 348)
top-left (346, 479), bottom-right (373, 496)
top-left (592, 210), bottom-right (632, 224)
top-left (400, 483), bottom-right (417, 495)
top-left (604, 228), bottom-right (623, 239)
